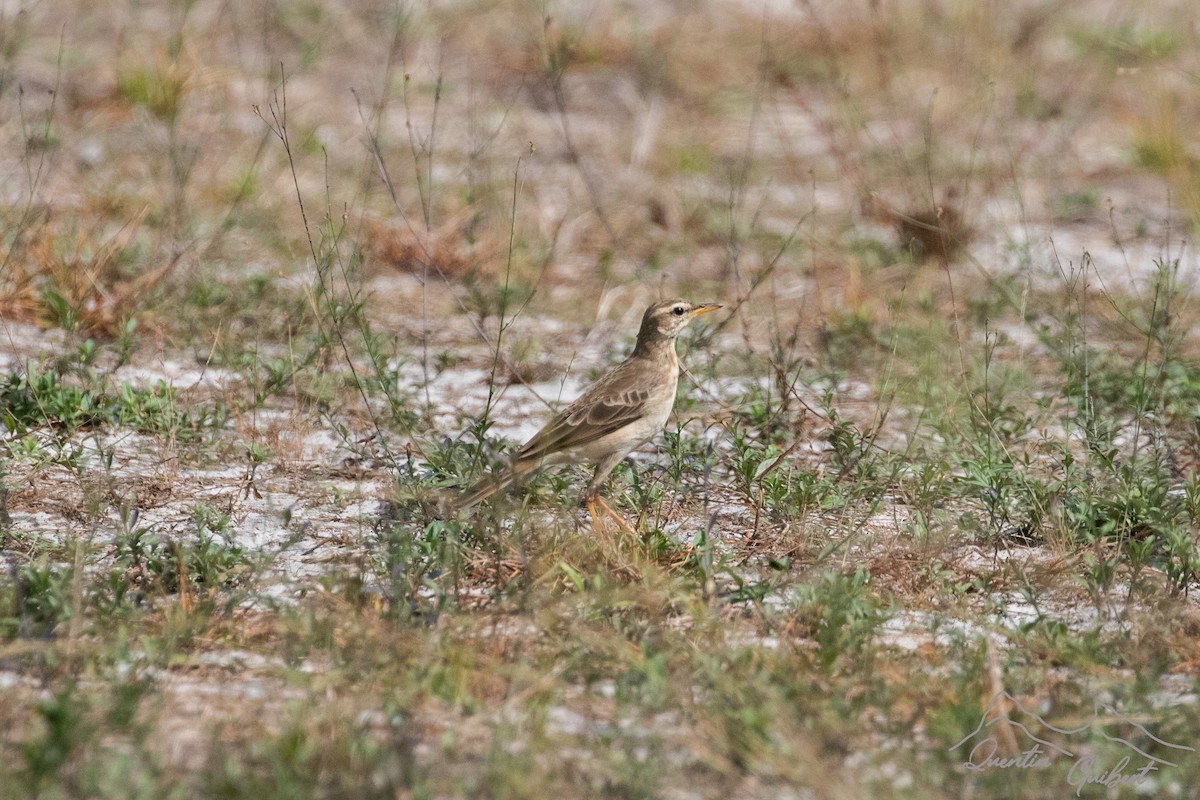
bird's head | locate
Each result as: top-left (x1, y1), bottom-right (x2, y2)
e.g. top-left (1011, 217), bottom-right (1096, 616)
top-left (636, 299), bottom-right (722, 343)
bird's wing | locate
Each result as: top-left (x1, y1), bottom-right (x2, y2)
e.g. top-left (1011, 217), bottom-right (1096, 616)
top-left (516, 367), bottom-right (655, 462)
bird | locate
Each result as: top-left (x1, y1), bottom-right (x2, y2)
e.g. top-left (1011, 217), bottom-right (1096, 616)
top-left (457, 298), bottom-right (722, 533)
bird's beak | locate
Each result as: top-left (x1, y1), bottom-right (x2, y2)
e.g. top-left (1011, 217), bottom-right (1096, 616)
top-left (689, 303), bottom-right (722, 317)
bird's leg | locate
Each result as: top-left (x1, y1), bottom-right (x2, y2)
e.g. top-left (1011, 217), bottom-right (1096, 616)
top-left (590, 494), bottom-right (637, 536)
top-left (585, 456), bottom-right (639, 536)
top-left (585, 494), bottom-right (607, 537)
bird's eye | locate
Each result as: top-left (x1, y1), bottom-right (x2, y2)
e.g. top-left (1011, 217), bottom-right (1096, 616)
top-left (673, 306), bottom-right (686, 316)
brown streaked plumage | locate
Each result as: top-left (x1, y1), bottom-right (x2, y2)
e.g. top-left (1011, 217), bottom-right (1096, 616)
top-left (458, 299), bottom-right (722, 531)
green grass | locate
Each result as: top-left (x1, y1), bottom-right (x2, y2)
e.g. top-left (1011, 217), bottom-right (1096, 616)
top-left (1, 366), bottom-right (185, 435)
top-left (2, 0), bottom-right (1200, 797)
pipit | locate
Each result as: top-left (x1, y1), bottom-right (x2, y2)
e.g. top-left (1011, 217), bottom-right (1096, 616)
top-left (458, 299), bottom-right (722, 532)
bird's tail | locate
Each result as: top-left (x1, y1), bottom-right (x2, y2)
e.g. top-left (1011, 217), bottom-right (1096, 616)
top-left (455, 459), bottom-right (538, 511)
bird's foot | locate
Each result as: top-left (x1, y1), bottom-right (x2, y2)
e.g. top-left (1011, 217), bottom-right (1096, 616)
top-left (586, 497), bottom-right (606, 537)
top-left (586, 493), bottom-right (637, 536)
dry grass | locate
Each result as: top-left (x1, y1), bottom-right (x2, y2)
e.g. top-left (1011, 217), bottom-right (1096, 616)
top-left (3, 1), bottom-right (1200, 798)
